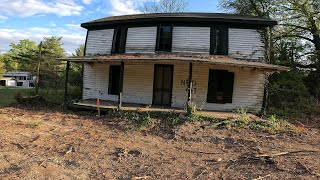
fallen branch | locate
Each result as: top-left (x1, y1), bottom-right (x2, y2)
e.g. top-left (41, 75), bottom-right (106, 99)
top-left (200, 119), bottom-right (238, 129)
top-left (131, 176), bottom-right (151, 180)
top-left (255, 150), bottom-right (318, 158)
top-left (65, 147), bottom-right (73, 155)
top-left (175, 147), bottom-right (222, 155)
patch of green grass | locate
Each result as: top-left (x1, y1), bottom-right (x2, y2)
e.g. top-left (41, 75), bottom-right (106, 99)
top-left (26, 121), bottom-right (40, 129)
top-left (0, 87), bottom-right (34, 107)
top-left (107, 109), bottom-right (222, 131)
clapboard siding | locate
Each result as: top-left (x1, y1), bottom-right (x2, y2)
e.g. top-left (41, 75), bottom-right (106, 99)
top-left (85, 29), bottom-right (114, 56)
top-left (172, 27), bottom-right (211, 53)
top-left (191, 64), bottom-right (265, 112)
top-left (126, 27), bottom-right (157, 54)
top-left (122, 63), bottom-right (154, 104)
top-left (229, 28), bottom-right (265, 61)
top-left (83, 61), bottom-right (265, 112)
top-left (82, 62), bottom-right (119, 101)
top-left (171, 62), bottom-right (189, 108)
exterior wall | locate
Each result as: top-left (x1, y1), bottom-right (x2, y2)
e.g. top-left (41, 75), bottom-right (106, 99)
top-left (192, 64), bottom-right (266, 112)
top-left (229, 28), bottom-right (265, 61)
top-left (83, 61), bottom-right (265, 112)
top-left (85, 29), bottom-right (114, 56)
top-left (82, 62), bottom-right (119, 101)
top-left (172, 27), bottom-right (211, 54)
top-left (126, 27), bottom-right (157, 54)
top-left (122, 63), bottom-right (154, 104)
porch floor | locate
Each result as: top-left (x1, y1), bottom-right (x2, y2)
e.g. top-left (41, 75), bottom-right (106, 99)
top-left (72, 99), bottom-right (242, 119)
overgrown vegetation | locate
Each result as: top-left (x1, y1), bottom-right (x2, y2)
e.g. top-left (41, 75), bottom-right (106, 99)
top-left (220, 0), bottom-right (320, 119)
top-left (0, 87), bottom-right (33, 107)
top-left (103, 108), bottom-right (295, 132)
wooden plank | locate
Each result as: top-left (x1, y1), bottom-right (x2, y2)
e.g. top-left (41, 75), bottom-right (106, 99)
top-left (64, 61), bottom-right (70, 103)
top-left (118, 61), bottom-right (124, 108)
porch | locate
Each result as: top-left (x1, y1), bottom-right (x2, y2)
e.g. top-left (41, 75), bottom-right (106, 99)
top-left (71, 99), bottom-right (242, 119)
top-left (62, 54), bottom-right (289, 113)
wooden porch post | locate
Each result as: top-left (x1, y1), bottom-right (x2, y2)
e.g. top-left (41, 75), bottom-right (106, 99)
top-left (187, 62), bottom-right (193, 114)
top-left (118, 61), bottom-right (124, 108)
top-left (64, 61), bottom-right (70, 103)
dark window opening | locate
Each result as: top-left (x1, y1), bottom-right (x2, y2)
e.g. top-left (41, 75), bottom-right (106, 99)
top-left (112, 27), bottom-right (127, 54)
top-left (156, 25), bottom-right (172, 52)
top-left (210, 28), bottom-right (228, 55)
top-left (207, 69), bottom-right (234, 104)
top-left (108, 65), bottom-right (121, 95)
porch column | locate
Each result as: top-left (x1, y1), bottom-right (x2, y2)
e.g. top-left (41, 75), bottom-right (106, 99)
top-left (118, 61), bottom-right (124, 108)
top-left (187, 62), bottom-right (192, 108)
top-left (64, 61), bottom-right (70, 103)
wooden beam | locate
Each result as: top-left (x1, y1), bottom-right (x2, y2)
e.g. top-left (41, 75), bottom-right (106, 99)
top-left (188, 62), bottom-right (193, 103)
top-left (118, 61), bottom-right (124, 108)
top-left (80, 63), bottom-right (84, 99)
top-left (64, 61), bottom-right (70, 103)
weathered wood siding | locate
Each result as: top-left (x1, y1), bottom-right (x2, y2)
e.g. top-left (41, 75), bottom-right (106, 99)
top-left (82, 61), bottom-right (265, 112)
top-left (172, 27), bottom-right (211, 54)
top-left (85, 29), bottom-right (114, 56)
top-left (82, 63), bottom-right (119, 101)
top-left (191, 64), bottom-right (265, 112)
top-left (229, 28), bottom-right (265, 61)
top-left (126, 27), bottom-right (157, 53)
top-left (122, 63), bottom-right (154, 104)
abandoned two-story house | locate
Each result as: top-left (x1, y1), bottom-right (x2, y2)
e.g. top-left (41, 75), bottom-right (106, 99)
top-left (63, 13), bottom-right (288, 113)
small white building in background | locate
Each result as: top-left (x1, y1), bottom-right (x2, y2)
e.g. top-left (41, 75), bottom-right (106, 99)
top-left (0, 72), bottom-right (35, 88)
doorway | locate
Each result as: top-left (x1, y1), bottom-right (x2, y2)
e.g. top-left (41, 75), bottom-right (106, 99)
top-left (152, 64), bottom-right (173, 106)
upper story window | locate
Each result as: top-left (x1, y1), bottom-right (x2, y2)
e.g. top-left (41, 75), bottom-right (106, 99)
top-left (210, 27), bottom-right (228, 55)
top-left (112, 27), bottom-right (127, 54)
top-left (156, 25), bottom-right (172, 52)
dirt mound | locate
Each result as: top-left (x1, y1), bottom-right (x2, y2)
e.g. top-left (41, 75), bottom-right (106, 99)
top-left (0, 107), bottom-right (319, 179)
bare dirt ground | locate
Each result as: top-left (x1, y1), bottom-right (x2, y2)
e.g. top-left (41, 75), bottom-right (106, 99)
top-left (0, 106), bottom-right (319, 179)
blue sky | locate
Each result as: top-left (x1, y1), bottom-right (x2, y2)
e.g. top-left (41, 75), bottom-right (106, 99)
top-left (0, 0), bottom-right (222, 54)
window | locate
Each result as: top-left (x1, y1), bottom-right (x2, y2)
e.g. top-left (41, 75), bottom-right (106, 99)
top-left (207, 69), bottom-right (234, 104)
top-left (156, 25), bottom-right (172, 52)
top-left (210, 28), bottom-right (228, 55)
top-left (112, 27), bottom-right (127, 54)
top-left (19, 76), bottom-right (26, 80)
top-left (108, 65), bottom-right (121, 95)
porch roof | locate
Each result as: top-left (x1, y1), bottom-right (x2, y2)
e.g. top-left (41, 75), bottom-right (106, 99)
top-left (60, 54), bottom-right (289, 72)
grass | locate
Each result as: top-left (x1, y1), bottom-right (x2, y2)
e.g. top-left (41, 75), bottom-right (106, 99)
top-left (107, 108), bottom-right (296, 132)
top-left (0, 87), bottom-right (34, 107)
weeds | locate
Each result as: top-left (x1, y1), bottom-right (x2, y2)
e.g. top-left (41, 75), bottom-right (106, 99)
top-left (26, 122), bottom-right (40, 129)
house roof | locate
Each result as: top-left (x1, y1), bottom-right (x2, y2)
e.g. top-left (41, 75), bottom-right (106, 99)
top-left (81, 12), bottom-right (277, 28)
top-left (2, 72), bottom-right (33, 77)
top-left (60, 54), bottom-right (289, 72)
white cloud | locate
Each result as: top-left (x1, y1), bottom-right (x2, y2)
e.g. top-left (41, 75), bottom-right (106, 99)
top-left (82, 0), bottom-right (93, 4)
top-left (0, 0), bottom-right (83, 18)
top-left (109, 0), bottom-right (154, 15)
top-left (0, 27), bottom-right (86, 55)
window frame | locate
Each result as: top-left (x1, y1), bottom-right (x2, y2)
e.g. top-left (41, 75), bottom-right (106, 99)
top-left (210, 27), bottom-right (229, 55)
top-left (156, 24), bottom-right (173, 52)
top-left (206, 69), bottom-right (234, 104)
top-left (112, 26), bottom-right (128, 54)
top-left (108, 65), bottom-right (121, 95)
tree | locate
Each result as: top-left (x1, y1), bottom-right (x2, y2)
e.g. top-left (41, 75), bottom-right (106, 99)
top-left (39, 36), bottom-right (66, 88)
top-left (5, 39), bottom-right (38, 72)
top-left (72, 44), bottom-right (85, 57)
top-left (139, 0), bottom-right (188, 13)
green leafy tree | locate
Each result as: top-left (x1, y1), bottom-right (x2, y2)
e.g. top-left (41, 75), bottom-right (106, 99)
top-left (39, 36), bottom-right (66, 88)
top-left (72, 44), bottom-right (85, 57)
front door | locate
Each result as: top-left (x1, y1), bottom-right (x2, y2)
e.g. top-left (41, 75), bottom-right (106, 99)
top-left (153, 64), bottom-right (173, 106)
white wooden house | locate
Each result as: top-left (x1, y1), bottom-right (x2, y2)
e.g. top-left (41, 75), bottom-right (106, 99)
top-left (0, 72), bottom-right (35, 87)
top-left (63, 13), bottom-right (288, 113)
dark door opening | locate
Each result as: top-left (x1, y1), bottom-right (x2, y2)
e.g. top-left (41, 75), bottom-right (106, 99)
top-left (153, 64), bottom-right (173, 106)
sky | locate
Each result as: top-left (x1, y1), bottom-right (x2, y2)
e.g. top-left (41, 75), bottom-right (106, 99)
top-left (0, 0), bottom-right (222, 55)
